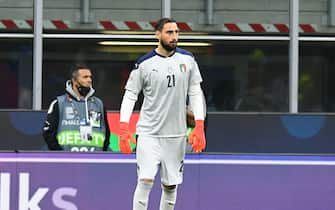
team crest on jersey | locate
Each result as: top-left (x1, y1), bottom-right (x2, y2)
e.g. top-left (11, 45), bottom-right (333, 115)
top-left (179, 64), bottom-right (187, 72)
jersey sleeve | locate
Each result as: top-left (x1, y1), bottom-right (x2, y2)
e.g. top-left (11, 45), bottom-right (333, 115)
top-left (189, 57), bottom-right (203, 86)
top-left (125, 65), bottom-right (143, 95)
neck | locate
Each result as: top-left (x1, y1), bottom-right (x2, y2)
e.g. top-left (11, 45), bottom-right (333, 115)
top-left (156, 46), bottom-right (174, 57)
top-left (72, 85), bottom-right (83, 99)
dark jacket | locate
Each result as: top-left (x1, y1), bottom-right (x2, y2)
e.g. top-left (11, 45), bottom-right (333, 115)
top-left (42, 81), bottom-right (110, 151)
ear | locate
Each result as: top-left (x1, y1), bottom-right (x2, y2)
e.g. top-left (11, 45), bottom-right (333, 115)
top-left (155, 30), bottom-right (160, 40)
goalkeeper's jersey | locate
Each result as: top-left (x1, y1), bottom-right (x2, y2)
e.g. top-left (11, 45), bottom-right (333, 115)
top-left (125, 48), bottom-right (203, 137)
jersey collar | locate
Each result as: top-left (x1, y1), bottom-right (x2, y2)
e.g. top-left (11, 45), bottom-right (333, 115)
top-left (154, 49), bottom-right (176, 58)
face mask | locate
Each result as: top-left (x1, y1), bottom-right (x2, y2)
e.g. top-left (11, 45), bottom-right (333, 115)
top-left (77, 84), bottom-right (91, 97)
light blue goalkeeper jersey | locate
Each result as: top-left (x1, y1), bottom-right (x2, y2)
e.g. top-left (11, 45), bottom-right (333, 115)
top-left (125, 48), bottom-right (203, 137)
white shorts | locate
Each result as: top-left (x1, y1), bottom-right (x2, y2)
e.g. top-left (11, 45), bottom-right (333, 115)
top-left (136, 135), bottom-right (186, 185)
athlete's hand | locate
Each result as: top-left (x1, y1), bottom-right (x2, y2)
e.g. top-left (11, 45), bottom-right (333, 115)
top-left (119, 122), bottom-right (136, 154)
top-left (188, 120), bottom-right (206, 153)
top-left (186, 110), bottom-right (195, 127)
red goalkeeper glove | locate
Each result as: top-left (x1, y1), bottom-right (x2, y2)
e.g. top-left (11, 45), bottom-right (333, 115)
top-left (119, 122), bottom-right (136, 154)
top-left (188, 120), bottom-right (206, 153)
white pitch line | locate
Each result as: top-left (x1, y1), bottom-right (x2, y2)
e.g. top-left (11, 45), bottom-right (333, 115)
top-left (185, 159), bottom-right (335, 166)
top-left (0, 158), bottom-right (335, 166)
top-left (0, 158), bottom-right (136, 164)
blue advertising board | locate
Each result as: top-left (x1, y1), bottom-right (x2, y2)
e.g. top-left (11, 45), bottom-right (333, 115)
top-left (1, 111), bottom-right (335, 154)
top-left (1, 153), bottom-right (335, 210)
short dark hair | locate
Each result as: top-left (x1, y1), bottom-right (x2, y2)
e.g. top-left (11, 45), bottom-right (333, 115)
top-left (69, 63), bottom-right (91, 80)
top-left (154, 18), bottom-right (177, 31)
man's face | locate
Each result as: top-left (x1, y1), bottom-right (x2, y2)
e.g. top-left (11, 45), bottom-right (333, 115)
top-left (74, 69), bottom-right (92, 87)
top-left (157, 22), bottom-right (179, 52)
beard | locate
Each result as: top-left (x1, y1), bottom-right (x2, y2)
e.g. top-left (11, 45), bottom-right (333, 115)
top-left (160, 39), bottom-right (177, 52)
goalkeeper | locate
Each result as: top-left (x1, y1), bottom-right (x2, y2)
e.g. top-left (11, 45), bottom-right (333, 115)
top-left (118, 17), bottom-right (206, 210)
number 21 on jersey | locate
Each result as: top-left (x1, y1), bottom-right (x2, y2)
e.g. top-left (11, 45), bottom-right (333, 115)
top-left (167, 74), bottom-right (175, 87)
